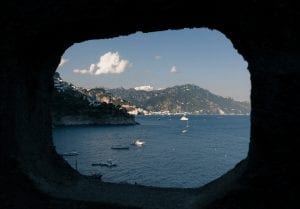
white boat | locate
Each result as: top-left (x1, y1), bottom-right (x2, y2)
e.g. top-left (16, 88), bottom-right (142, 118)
top-left (180, 115), bottom-right (189, 121)
top-left (131, 139), bottom-right (145, 146)
top-left (180, 115), bottom-right (189, 127)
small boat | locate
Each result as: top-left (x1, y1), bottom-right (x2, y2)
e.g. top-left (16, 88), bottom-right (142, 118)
top-left (92, 159), bottom-right (117, 168)
top-left (180, 115), bottom-right (189, 121)
top-left (182, 130), bottom-right (187, 133)
top-left (89, 173), bottom-right (103, 179)
top-left (111, 145), bottom-right (130, 150)
top-left (180, 114), bottom-right (189, 127)
top-left (60, 151), bottom-right (79, 156)
top-left (131, 139), bottom-right (145, 146)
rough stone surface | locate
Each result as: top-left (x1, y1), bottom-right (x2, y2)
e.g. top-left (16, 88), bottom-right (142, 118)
top-left (0, 1), bottom-right (299, 209)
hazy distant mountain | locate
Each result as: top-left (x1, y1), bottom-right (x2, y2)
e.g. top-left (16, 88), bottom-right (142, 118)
top-left (106, 84), bottom-right (250, 115)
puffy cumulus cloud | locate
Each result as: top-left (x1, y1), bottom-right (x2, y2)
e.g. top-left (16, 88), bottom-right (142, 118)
top-left (73, 52), bottom-right (130, 75)
top-left (134, 85), bottom-right (155, 91)
top-left (58, 58), bottom-right (68, 67)
top-left (170, 65), bottom-right (177, 73)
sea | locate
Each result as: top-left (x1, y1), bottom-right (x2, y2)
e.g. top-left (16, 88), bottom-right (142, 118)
top-left (53, 115), bottom-right (250, 188)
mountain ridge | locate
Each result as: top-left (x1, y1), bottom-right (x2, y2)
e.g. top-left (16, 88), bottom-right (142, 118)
top-left (105, 84), bottom-right (250, 115)
top-left (53, 73), bottom-right (250, 116)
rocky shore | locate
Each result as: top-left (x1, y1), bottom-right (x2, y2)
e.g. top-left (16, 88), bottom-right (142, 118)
top-left (52, 115), bottom-right (138, 126)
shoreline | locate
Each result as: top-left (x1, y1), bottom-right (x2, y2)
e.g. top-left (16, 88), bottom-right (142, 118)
top-left (52, 122), bottom-right (140, 128)
top-left (136, 114), bottom-right (250, 116)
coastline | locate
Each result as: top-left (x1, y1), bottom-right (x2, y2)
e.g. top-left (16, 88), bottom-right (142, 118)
top-left (52, 115), bottom-right (139, 127)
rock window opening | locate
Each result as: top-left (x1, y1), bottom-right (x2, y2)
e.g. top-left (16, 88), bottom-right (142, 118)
top-left (52, 28), bottom-right (251, 188)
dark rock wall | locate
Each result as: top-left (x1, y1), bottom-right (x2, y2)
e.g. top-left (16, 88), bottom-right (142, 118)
top-left (1, 1), bottom-right (299, 209)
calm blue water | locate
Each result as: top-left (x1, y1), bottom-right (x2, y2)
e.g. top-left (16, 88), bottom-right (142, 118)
top-left (53, 115), bottom-right (250, 188)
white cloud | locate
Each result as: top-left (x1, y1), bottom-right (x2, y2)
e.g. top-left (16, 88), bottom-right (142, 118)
top-left (134, 85), bottom-right (155, 91)
top-left (58, 58), bottom-right (68, 67)
top-left (73, 68), bottom-right (89, 74)
top-left (170, 65), bottom-right (177, 73)
top-left (155, 55), bottom-right (162, 60)
top-left (73, 52), bottom-right (130, 75)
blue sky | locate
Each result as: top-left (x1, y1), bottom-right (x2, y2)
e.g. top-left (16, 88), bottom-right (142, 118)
top-left (57, 28), bottom-right (250, 101)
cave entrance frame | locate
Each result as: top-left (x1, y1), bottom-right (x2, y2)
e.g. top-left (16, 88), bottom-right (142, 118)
top-left (30, 30), bottom-right (254, 209)
top-left (54, 28), bottom-right (251, 189)
top-left (2, 2), bottom-right (297, 209)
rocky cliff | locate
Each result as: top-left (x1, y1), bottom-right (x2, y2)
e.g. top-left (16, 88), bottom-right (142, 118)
top-left (52, 73), bottom-right (137, 125)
